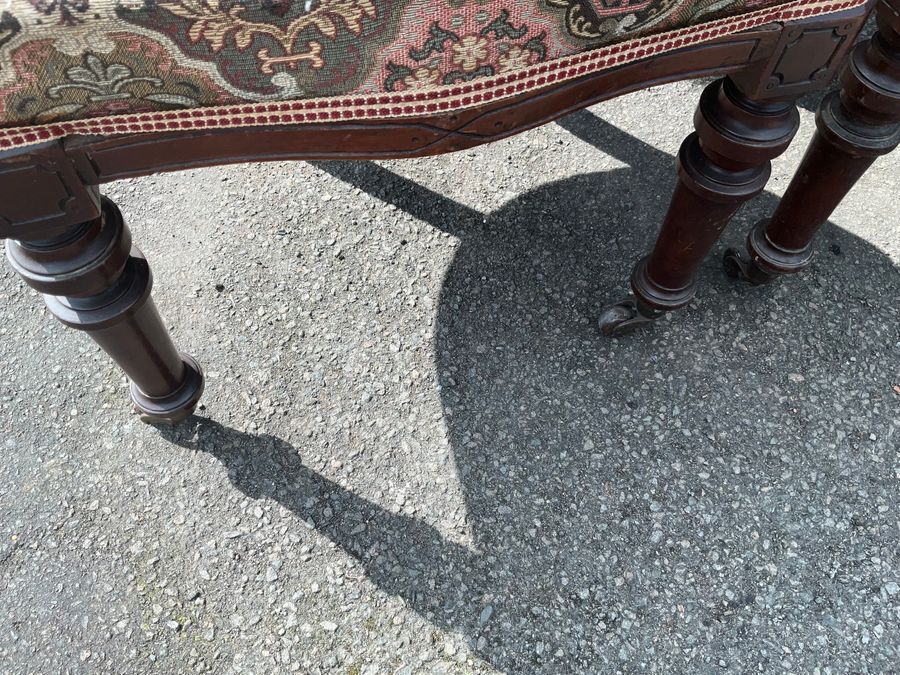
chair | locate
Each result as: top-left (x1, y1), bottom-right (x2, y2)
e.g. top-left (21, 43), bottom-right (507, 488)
top-left (1, 0), bottom-right (897, 422)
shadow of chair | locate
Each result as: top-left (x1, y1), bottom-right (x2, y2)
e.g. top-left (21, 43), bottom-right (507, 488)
top-left (164, 107), bottom-right (898, 671)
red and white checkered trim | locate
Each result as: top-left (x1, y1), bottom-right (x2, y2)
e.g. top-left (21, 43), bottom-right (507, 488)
top-left (0, 0), bottom-right (867, 151)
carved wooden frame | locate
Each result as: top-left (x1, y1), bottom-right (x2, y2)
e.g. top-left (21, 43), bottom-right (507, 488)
top-left (0, 6), bottom-right (869, 239)
top-left (0, 2), bottom-right (880, 422)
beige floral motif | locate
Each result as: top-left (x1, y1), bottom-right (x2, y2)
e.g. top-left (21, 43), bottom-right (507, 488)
top-left (160, 0), bottom-right (377, 50)
top-left (157, 0), bottom-right (377, 72)
top-left (498, 45), bottom-right (531, 72)
top-left (25, 51), bottom-right (199, 122)
top-left (451, 35), bottom-right (489, 72)
top-left (48, 53), bottom-right (163, 101)
top-left (402, 66), bottom-right (439, 90)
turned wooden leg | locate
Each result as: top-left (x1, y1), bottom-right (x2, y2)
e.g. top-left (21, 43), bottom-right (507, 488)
top-left (599, 77), bottom-right (800, 335)
top-left (726, 0), bottom-right (900, 284)
top-left (6, 196), bottom-right (204, 424)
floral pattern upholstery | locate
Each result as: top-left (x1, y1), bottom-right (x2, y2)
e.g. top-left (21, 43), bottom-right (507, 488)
top-left (0, 0), bottom-right (865, 149)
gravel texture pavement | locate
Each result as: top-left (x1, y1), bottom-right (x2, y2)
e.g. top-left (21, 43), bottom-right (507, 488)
top-left (1, 76), bottom-right (898, 673)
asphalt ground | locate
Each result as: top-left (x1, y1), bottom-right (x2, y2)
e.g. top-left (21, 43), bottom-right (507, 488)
top-left (1, 76), bottom-right (898, 673)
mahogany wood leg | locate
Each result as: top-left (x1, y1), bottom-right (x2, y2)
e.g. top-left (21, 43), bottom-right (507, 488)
top-left (6, 195), bottom-right (204, 424)
top-left (599, 76), bottom-right (800, 336)
top-left (726, 0), bottom-right (900, 284)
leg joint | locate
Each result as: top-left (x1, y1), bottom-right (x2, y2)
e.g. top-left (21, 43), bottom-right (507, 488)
top-left (6, 198), bottom-right (132, 297)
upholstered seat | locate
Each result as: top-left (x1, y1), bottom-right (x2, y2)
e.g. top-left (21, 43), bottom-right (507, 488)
top-left (0, 0), bottom-right (862, 149)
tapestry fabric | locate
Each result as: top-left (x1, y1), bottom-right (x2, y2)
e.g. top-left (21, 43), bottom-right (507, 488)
top-left (0, 0), bottom-right (865, 149)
